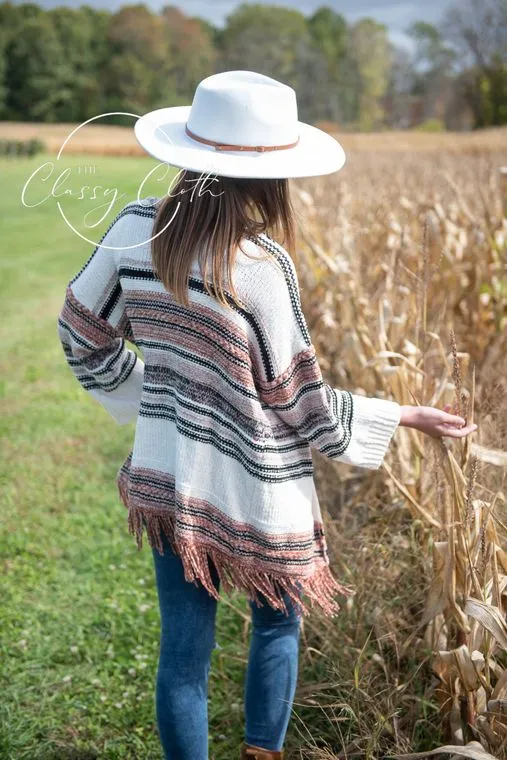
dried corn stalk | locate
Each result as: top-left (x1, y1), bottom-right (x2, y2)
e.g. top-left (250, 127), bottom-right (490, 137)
top-left (292, 156), bottom-right (507, 758)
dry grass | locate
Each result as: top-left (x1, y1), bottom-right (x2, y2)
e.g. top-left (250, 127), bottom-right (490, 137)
top-left (1, 120), bottom-right (506, 156)
top-left (288, 146), bottom-right (507, 759)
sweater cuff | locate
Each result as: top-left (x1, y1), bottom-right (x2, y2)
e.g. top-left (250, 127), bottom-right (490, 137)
top-left (88, 355), bottom-right (145, 425)
top-left (333, 390), bottom-right (401, 470)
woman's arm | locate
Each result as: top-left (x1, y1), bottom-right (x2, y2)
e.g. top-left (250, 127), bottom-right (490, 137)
top-left (245, 236), bottom-right (401, 470)
top-left (57, 204), bottom-right (145, 425)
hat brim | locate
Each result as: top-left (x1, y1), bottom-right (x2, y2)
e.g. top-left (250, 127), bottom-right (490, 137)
top-left (134, 106), bottom-right (346, 179)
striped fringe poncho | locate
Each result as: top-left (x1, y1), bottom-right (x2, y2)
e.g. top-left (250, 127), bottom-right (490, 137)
top-left (57, 198), bottom-right (401, 617)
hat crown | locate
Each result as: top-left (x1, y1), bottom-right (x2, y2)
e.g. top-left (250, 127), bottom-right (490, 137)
top-left (186, 70), bottom-right (299, 148)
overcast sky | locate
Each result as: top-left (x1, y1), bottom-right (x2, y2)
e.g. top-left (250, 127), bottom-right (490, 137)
top-left (12, 0), bottom-right (454, 49)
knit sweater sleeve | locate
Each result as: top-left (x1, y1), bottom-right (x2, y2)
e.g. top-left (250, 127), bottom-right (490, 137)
top-left (247, 236), bottom-right (401, 470)
top-left (57, 204), bottom-right (144, 425)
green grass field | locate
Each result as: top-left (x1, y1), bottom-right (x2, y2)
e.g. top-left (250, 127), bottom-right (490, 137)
top-left (0, 154), bottom-right (273, 760)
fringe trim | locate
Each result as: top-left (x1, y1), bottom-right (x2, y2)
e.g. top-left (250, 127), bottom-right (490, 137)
top-left (117, 477), bottom-right (355, 619)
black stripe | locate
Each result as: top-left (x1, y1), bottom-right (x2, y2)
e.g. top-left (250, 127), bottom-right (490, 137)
top-left (260, 352), bottom-right (317, 395)
top-left (129, 477), bottom-right (316, 551)
top-left (249, 233), bottom-right (312, 346)
top-left (168, 524), bottom-right (326, 563)
top-left (137, 405), bottom-right (314, 482)
top-left (62, 290), bottom-right (118, 340)
top-left (119, 265), bottom-right (277, 382)
top-left (129, 497), bottom-right (325, 564)
top-left (141, 396), bottom-right (309, 459)
top-left (59, 321), bottom-right (129, 385)
top-left (142, 365), bottom-right (305, 452)
top-left (68, 340), bottom-right (125, 377)
top-left (318, 389), bottom-right (354, 457)
top-left (99, 281), bottom-right (122, 321)
top-left (262, 378), bottom-right (328, 412)
top-left (142, 367), bottom-right (348, 458)
top-left (138, 342), bottom-right (259, 400)
top-left (78, 351), bottom-right (137, 392)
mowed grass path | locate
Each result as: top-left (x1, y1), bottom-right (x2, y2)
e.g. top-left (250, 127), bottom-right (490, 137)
top-left (0, 154), bottom-right (259, 760)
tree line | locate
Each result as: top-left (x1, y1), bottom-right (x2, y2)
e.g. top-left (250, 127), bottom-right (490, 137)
top-left (0, 0), bottom-right (505, 131)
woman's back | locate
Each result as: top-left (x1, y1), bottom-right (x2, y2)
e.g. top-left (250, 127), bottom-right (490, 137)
top-left (114, 198), bottom-right (320, 533)
top-left (59, 191), bottom-right (403, 618)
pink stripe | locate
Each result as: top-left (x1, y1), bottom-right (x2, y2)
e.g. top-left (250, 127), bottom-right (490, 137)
top-left (257, 347), bottom-right (322, 405)
top-left (117, 453), bottom-right (355, 617)
top-left (117, 460), bottom-right (328, 574)
top-left (142, 323), bottom-right (254, 386)
top-left (61, 287), bottom-right (118, 349)
top-left (126, 288), bottom-right (249, 352)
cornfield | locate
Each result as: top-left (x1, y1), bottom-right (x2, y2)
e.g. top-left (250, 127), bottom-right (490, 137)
top-left (288, 147), bottom-right (507, 759)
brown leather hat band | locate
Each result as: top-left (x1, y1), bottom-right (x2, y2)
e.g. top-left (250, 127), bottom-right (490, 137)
top-left (185, 124), bottom-right (299, 153)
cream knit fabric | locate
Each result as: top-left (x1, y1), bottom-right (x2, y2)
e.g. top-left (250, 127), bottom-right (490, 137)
top-left (57, 197), bottom-right (401, 617)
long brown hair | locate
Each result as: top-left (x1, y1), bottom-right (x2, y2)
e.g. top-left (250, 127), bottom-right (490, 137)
top-left (151, 169), bottom-right (296, 311)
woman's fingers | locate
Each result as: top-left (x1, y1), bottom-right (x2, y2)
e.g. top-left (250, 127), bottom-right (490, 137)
top-left (438, 423), bottom-right (478, 438)
top-left (440, 411), bottom-right (466, 426)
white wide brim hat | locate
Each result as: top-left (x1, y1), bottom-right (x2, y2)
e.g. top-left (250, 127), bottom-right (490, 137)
top-left (134, 71), bottom-right (346, 180)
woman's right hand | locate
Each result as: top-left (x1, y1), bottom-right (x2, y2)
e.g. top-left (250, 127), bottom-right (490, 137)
top-left (400, 404), bottom-right (478, 439)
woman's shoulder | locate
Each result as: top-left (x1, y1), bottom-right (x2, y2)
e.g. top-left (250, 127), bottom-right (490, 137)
top-left (238, 232), bottom-right (289, 262)
top-left (95, 197), bottom-right (161, 257)
top-left (238, 233), bottom-right (299, 290)
top-left (112, 196), bottom-right (161, 229)
top-left (235, 233), bottom-right (301, 319)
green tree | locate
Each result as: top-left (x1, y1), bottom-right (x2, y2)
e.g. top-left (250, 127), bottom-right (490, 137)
top-left (161, 5), bottom-right (217, 103)
top-left (1, 2), bottom-right (43, 118)
top-left (307, 6), bottom-right (348, 121)
top-left (48, 7), bottom-right (109, 121)
top-left (78, 7), bottom-right (112, 117)
top-left (347, 19), bottom-right (392, 130)
top-left (0, 28), bottom-right (7, 116)
top-left (405, 21), bottom-right (457, 126)
top-left (292, 34), bottom-right (340, 122)
top-left (442, 0), bottom-right (507, 126)
top-left (307, 6), bottom-right (346, 78)
top-left (103, 52), bottom-right (156, 115)
top-left (1, 2), bottom-right (111, 121)
top-left (408, 21), bottom-right (456, 72)
top-left (0, 1), bottom-right (42, 26)
top-left (219, 4), bottom-right (308, 83)
top-left (104, 5), bottom-right (172, 116)
top-left (5, 14), bottom-right (72, 121)
top-left (484, 54), bottom-right (507, 124)
top-left (218, 3), bottom-right (334, 122)
top-left (190, 14), bottom-right (220, 48)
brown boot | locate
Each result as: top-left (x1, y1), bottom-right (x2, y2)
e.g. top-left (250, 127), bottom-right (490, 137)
top-left (240, 741), bottom-right (284, 759)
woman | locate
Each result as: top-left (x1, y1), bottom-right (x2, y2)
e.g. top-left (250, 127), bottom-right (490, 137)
top-left (57, 71), bottom-right (477, 760)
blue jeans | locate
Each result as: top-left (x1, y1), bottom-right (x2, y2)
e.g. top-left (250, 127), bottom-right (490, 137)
top-left (151, 531), bottom-right (302, 759)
